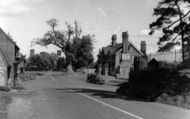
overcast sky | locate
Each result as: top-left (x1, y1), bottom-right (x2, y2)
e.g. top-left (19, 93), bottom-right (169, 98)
top-left (0, 0), bottom-right (160, 59)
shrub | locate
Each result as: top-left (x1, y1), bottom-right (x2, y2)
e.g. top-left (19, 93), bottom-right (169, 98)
top-left (116, 68), bottom-right (190, 102)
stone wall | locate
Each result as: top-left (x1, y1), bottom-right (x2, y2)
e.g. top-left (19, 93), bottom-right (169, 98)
top-left (0, 54), bottom-right (7, 86)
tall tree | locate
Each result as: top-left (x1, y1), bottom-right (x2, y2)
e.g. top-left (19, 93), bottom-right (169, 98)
top-left (149, 0), bottom-right (190, 64)
top-left (32, 18), bottom-right (94, 70)
top-left (72, 35), bottom-right (94, 69)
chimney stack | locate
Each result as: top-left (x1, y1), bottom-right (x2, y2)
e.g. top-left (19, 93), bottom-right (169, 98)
top-left (111, 34), bottom-right (117, 46)
top-left (122, 31), bottom-right (129, 53)
top-left (141, 41), bottom-right (146, 55)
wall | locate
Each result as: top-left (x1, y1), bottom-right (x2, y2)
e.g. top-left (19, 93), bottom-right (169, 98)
top-left (116, 44), bottom-right (143, 79)
top-left (0, 32), bottom-right (15, 62)
top-left (0, 54), bottom-right (7, 86)
top-left (0, 30), bottom-right (16, 86)
top-left (115, 52), bottom-right (121, 70)
top-left (115, 44), bottom-right (142, 70)
top-left (149, 51), bottom-right (182, 63)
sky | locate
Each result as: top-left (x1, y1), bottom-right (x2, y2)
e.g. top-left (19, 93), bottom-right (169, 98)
top-left (0, 0), bottom-right (160, 59)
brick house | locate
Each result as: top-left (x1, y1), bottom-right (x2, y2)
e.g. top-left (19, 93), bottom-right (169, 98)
top-left (96, 31), bottom-right (147, 79)
top-left (0, 28), bottom-right (20, 87)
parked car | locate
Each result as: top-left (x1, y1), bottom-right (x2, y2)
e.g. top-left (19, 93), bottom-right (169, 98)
top-left (87, 74), bottom-right (105, 84)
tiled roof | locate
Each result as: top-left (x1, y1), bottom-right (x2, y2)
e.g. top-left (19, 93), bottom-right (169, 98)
top-left (102, 43), bottom-right (122, 55)
top-left (0, 47), bottom-right (12, 67)
top-left (0, 28), bottom-right (20, 50)
top-left (102, 42), bottom-right (143, 56)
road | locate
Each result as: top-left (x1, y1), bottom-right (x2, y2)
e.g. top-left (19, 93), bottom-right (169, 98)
top-left (6, 72), bottom-right (190, 119)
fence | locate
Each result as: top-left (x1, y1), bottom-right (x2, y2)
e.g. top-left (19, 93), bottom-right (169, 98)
top-left (148, 51), bottom-right (183, 70)
top-left (148, 51), bottom-right (182, 64)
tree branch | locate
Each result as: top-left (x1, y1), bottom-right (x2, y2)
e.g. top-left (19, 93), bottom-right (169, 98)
top-left (171, 34), bottom-right (180, 42)
top-left (167, 10), bottom-right (190, 29)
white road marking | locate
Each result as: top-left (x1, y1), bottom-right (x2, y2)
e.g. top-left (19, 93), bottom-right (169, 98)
top-left (48, 72), bottom-right (144, 119)
top-left (78, 93), bottom-right (144, 119)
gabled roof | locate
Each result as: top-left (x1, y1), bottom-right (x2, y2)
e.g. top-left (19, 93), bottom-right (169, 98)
top-left (102, 43), bottom-right (122, 55)
top-left (0, 47), bottom-right (12, 67)
top-left (0, 28), bottom-right (20, 50)
top-left (102, 41), bottom-right (143, 56)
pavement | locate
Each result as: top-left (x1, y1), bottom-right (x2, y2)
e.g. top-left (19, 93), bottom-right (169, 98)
top-left (1, 71), bottom-right (190, 119)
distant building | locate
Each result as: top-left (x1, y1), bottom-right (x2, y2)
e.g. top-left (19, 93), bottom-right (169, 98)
top-left (30, 49), bottom-right (35, 57)
top-left (0, 28), bottom-right (20, 87)
top-left (96, 31), bottom-right (147, 79)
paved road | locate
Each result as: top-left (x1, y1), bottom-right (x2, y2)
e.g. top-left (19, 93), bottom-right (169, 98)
top-left (6, 72), bottom-right (190, 119)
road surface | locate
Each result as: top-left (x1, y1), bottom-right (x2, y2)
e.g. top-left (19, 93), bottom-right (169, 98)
top-left (6, 72), bottom-right (190, 119)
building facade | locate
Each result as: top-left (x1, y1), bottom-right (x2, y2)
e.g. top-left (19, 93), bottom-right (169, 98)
top-left (0, 28), bottom-right (20, 87)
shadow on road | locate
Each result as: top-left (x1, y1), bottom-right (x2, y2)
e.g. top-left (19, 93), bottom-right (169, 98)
top-left (53, 88), bottom-right (144, 102)
top-left (107, 80), bottom-right (127, 86)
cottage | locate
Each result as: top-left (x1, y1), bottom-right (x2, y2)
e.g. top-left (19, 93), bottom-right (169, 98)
top-left (96, 31), bottom-right (147, 79)
top-left (0, 28), bottom-right (20, 87)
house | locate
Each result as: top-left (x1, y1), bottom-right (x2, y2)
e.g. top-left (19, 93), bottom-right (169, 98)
top-left (0, 28), bottom-right (20, 87)
top-left (96, 31), bottom-right (147, 79)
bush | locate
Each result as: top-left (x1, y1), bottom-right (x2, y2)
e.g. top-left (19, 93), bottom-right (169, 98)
top-left (116, 68), bottom-right (190, 102)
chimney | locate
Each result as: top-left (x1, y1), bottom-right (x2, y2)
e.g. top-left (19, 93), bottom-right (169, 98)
top-left (111, 34), bottom-right (117, 46)
top-left (141, 41), bottom-right (146, 55)
top-left (30, 49), bottom-right (35, 57)
top-left (122, 31), bottom-right (129, 53)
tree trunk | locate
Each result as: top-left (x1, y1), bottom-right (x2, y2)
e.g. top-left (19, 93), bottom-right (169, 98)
top-left (176, 2), bottom-right (185, 67)
top-left (64, 51), bottom-right (74, 74)
top-left (67, 59), bottom-right (73, 74)
top-left (67, 63), bottom-right (73, 74)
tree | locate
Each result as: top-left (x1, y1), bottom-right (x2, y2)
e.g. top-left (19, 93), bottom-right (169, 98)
top-left (19, 53), bottom-right (26, 63)
top-left (32, 19), bottom-right (94, 70)
top-left (72, 35), bottom-right (94, 69)
top-left (28, 52), bottom-right (59, 71)
top-left (28, 54), bottom-right (46, 70)
top-left (149, 0), bottom-right (190, 65)
top-left (49, 53), bottom-right (59, 70)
